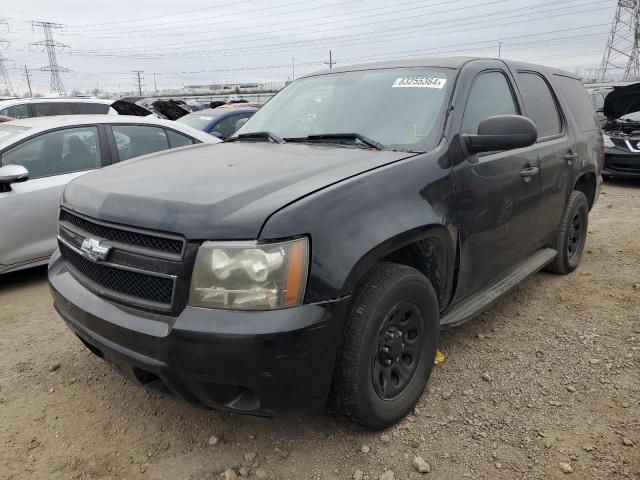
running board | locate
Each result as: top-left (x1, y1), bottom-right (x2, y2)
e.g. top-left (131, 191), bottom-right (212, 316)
top-left (440, 248), bottom-right (557, 328)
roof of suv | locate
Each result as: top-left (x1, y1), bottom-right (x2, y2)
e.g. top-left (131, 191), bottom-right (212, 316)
top-left (304, 56), bottom-right (576, 79)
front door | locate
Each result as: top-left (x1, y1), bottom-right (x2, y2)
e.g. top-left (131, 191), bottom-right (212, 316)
top-left (452, 69), bottom-right (543, 301)
top-left (0, 126), bottom-right (102, 269)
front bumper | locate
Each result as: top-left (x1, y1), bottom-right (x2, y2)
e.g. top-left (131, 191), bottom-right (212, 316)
top-left (48, 251), bottom-right (349, 416)
top-left (603, 147), bottom-right (640, 178)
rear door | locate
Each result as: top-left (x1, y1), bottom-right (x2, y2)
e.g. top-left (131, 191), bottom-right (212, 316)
top-left (513, 70), bottom-right (575, 240)
top-left (452, 65), bottom-right (543, 300)
top-left (0, 125), bottom-right (107, 268)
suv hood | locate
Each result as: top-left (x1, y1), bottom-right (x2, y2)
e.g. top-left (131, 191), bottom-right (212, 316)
top-left (603, 83), bottom-right (640, 120)
top-left (62, 143), bottom-right (414, 239)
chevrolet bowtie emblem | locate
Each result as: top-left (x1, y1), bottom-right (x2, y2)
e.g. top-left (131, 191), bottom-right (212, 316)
top-left (80, 238), bottom-right (111, 262)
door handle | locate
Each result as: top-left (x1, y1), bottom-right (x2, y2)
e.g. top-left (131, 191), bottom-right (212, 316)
top-left (564, 153), bottom-right (578, 165)
top-left (520, 166), bottom-right (540, 183)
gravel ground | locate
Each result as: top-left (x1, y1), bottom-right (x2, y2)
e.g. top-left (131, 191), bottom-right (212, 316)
top-left (0, 180), bottom-right (638, 480)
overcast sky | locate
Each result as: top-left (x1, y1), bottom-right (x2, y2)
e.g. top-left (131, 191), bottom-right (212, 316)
top-left (1, 0), bottom-right (618, 95)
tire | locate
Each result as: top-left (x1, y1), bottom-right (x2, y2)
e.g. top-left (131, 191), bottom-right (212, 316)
top-left (545, 191), bottom-right (589, 275)
top-left (330, 262), bottom-right (440, 429)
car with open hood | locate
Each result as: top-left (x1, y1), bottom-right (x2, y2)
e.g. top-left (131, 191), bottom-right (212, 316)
top-left (601, 83), bottom-right (640, 178)
top-left (49, 57), bottom-right (602, 429)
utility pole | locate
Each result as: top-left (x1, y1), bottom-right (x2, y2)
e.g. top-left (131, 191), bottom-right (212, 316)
top-left (153, 72), bottom-right (158, 93)
top-left (23, 65), bottom-right (32, 97)
top-left (324, 50), bottom-right (335, 68)
top-left (30, 21), bottom-right (70, 95)
top-left (132, 70), bottom-right (144, 96)
top-left (498, 41), bottom-right (503, 59)
top-left (291, 57), bottom-right (295, 81)
top-left (599, 0), bottom-right (640, 82)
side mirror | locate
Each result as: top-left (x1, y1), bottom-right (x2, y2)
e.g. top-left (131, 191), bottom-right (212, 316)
top-left (0, 164), bottom-right (29, 190)
top-left (463, 115), bottom-right (538, 154)
top-left (210, 131), bottom-right (224, 139)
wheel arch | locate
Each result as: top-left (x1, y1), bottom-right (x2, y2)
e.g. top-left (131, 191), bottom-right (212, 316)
top-left (573, 170), bottom-right (598, 209)
top-left (343, 225), bottom-right (456, 311)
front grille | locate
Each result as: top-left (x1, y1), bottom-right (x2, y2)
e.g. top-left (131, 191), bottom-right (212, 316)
top-left (60, 243), bottom-right (175, 306)
top-left (59, 209), bottom-right (184, 255)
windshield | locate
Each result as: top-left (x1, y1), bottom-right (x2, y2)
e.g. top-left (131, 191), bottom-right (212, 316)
top-left (177, 110), bottom-right (221, 130)
top-left (235, 67), bottom-right (453, 150)
top-left (0, 125), bottom-right (30, 143)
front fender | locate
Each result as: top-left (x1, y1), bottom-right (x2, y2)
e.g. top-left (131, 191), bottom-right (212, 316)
top-left (259, 150), bottom-right (457, 304)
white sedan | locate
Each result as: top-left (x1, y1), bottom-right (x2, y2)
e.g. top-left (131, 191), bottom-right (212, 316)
top-left (0, 115), bottom-right (220, 275)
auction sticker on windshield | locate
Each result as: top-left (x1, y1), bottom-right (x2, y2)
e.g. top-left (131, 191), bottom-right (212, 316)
top-left (392, 77), bottom-right (447, 89)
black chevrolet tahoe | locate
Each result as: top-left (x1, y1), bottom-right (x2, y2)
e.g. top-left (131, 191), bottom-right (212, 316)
top-left (49, 57), bottom-right (603, 429)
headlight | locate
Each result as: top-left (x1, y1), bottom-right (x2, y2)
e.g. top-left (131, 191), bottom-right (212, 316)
top-left (603, 133), bottom-right (614, 148)
top-left (188, 237), bottom-right (309, 310)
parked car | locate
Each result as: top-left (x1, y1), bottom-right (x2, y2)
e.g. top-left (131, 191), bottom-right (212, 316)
top-left (0, 115), bottom-right (219, 275)
top-left (176, 106), bottom-right (259, 139)
top-left (0, 97), bottom-right (154, 120)
top-left (49, 57), bottom-right (602, 429)
top-left (600, 83), bottom-right (640, 178)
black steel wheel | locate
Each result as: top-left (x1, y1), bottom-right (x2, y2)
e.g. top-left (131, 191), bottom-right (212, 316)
top-left (372, 301), bottom-right (425, 400)
top-left (330, 262), bottom-right (439, 429)
top-left (545, 190), bottom-right (589, 275)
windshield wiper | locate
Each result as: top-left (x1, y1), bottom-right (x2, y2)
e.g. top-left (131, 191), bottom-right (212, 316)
top-left (284, 133), bottom-right (385, 150)
top-left (227, 131), bottom-right (284, 144)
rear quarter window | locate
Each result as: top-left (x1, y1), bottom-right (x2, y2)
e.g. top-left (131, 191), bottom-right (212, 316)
top-left (552, 75), bottom-right (598, 132)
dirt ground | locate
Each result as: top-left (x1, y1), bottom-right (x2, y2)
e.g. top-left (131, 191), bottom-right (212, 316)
top-left (1, 180), bottom-right (638, 480)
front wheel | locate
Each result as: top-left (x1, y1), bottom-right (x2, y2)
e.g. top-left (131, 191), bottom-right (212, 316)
top-left (545, 190), bottom-right (589, 274)
top-left (330, 262), bottom-right (440, 429)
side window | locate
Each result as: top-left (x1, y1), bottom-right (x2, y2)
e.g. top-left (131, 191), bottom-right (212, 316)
top-left (212, 114), bottom-right (245, 139)
top-left (166, 129), bottom-right (195, 148)
top-left (517, 72), bottom-right (562, 139)
top-left (74, 103), bottom-right (110, 114)
top-left (0, 104), bottom-right (30, 119)
top-left (462, 71), bottom-right (518, 134)
top-left (111, 125), bottom-right (170, 161)
top-left (32, 102), bottom-right (74, 117)
top-left (1, 126), bottom-right (101, 178)
top-left (553, 75), bottom-right (598, 132)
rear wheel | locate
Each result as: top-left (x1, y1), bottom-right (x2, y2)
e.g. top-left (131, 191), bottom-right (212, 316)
top-left (330, 262), bottom-right (439, 429)
top-left (545, 191), bottom-right (589, 274)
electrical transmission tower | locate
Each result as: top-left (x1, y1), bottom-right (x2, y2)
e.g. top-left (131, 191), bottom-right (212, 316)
top-left (599, 0), bottom-right (640, 82)
top-left (0, 17), bottom-right (15, 96)
top-left (30, 21), bottom-right (70, 95)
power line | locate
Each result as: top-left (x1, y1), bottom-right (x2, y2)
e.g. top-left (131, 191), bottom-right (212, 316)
top-left (70, 0), bottom-right (516, 52)
top-left (30, 21), bottom-right (70, 94)
top-left (68, 1), bottom-right (612, 60)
